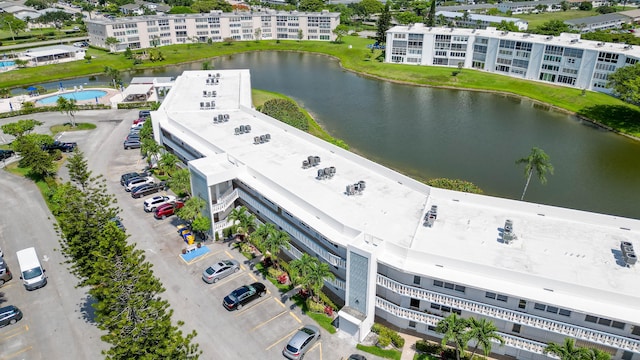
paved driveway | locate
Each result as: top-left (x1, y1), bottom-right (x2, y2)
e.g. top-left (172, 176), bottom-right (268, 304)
top-left (0, 110), bottom-right (376, 359)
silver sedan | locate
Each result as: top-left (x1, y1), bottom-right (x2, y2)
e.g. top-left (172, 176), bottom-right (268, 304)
top-left (202, 259), bottom-right (240, 284)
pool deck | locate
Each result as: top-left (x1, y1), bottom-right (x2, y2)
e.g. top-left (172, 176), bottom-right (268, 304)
top-left (0, 87), bottom-right (131, 113)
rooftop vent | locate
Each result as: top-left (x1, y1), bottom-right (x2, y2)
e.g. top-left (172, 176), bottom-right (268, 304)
top-left (546, 36), bottom-right (553, 40)
top-left (621, 241), bottom-right (636, 266)
top-left (523, 33), bottom-right (531, 38)
top-left (206, 77), bottom-right (220, 86)
top-left (501, 31), bottom-right (509, 36)
top-left (316, 166), bottom-right (336, 180)
top-left (424, 205), bottom-right (438, 227)
top-left (502, 219), bottom-right (517, 244)
top-left (624, 44), bottom-right (633, 50)
top-left (570, 38), bottom-right (579, 43)
top-left (254, 134), bottom-right (271, 145)
top-left (304, 155), bottom-right (321, 168)
top-left (201, 101), bottom-right (214, 110)
top-left (597, 42), bottom-right (605, 47)
top-left (345, 180), bottom-right (366, 196)
top-left (234, 125), bottom-right (252, 135)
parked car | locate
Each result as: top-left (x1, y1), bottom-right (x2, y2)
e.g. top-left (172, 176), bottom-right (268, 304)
top-left (110, 217), bottom-right (126, 232)
top-left (202, 259), bottom-right (240, 284)
top-left (139, 110), bottom-right (151, 118)
top-left (153, 201), bottom-right (184, 219)
top-left (43, 140), bottom-right (77, 153)
top-left (143, 195), bottom-right (176, 212)
top-left (282, 325), bottom-right (321, 360)
top-left (347, 355), bottom-right (367, 360)
top-left (0, 256), bottom-right (12, 286)
top-left (222, 282), bottom-right (266, 310)
top-left (120, 172), bottom-right (146, 186)
top-left (125, 176), bottom-right (154, 191)
top-left (131, 182), bottom-right (167, 198)
top-left (123, 138), bottom-right (141, 150)
top-left (131, 122), bottom-right (144, 130)
top-left (0, 149), bottom-right (14, 161)
top-left (0, 305), bottom-right (23, 328)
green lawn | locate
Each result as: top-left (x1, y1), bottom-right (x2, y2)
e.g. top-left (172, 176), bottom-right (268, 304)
top-left (356, 344), bottom-right (402, 360)
top-left (1, 36), bottom-right (639, 137)
top-left (516, 9), bottom-right (599, 28)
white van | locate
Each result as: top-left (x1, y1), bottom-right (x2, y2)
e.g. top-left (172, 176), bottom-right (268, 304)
top-left (16, 248), bottom-right (47, 290)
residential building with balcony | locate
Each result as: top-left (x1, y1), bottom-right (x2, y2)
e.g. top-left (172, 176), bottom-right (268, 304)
top-left (435, 11), bottom-right (529, 31)
top-left (497, 0), bottom-right (562, 14)
top-left (565, 13), bottom-right (631, 33)
top-left (385, 24), bottom-right (640, 94)
top-left (151, 69), bottom-right (640, 360)
top-left (85, 10), bottom-right (339, 51)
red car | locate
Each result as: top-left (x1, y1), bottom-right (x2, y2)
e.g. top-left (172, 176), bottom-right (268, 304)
top-left (133, 117), bottom-right (147, 125)
top-left (154, 201), bottom-right (184, 219)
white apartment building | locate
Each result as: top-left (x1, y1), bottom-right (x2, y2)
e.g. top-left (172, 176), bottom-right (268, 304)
top-left (385, 24), bottom-right (640, 94)
top-left (436, 11), bottom-right (529, 31)
top-left (497, 0), bottom-right (562, 14)
top-left (85, 10), bottom-right (339, 51)
top-left (151, 69), bottom-right (640, 360)
top-left (565, 13), bottom-right (631, 33)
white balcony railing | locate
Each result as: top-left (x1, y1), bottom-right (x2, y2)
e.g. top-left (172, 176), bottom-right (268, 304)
top-left (377, 274), bottom-right (640, 352)
top-left (375, 297), bottom-right (548, 355)
top-left (211, 189), bottom-right (239, 214)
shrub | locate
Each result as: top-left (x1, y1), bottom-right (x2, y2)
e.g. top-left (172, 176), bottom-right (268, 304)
top-left (415, 340), bottom-right (441, 354)
top-left (306, 298), bottom-right (326, 313)
top-left (267, 267), bottom-right (284, 279)
top-left (371, 323), bottom-right (404, 348)
top-left (259, 98), bottom-right (309, 131)
top-left (223, 227), bottom-right (233, 238)
top-left (371, 323), bottom-right (385, 334)
top-left (377, 333), bottom-right (392, 348)
top-left (318, 290), bottom-right (339, 311)
top-left (390, 333), bottom-right (404, 348)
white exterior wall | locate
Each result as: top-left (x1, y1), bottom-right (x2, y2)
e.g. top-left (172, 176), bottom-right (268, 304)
top-left (86, 10), bottom-right (339, 51)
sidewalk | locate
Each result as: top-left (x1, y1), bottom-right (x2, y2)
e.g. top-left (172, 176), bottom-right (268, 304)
top-left (400, 333), bottom-right (422, 360)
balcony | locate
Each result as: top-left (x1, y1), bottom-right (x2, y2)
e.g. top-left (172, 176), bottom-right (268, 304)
top-left (377, 274), bottom-right (640, 352)
top-left (376, 297), bottom-right (548, 354)
top-left (211, 189), bottom-right (239, 214)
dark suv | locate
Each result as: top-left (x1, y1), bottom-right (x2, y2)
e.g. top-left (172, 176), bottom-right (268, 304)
top-left (222, 282), bottom-right (266, 310)
top-left (0, 305), bottom-right (23, 328)
top-left (0, 149), bottom-right (14, 161)
top-left (43, 141), bottom-right (77, 152)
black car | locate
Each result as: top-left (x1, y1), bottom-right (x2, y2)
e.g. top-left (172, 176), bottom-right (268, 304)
top-left (131, 182), bottom-right (167, 199)
top-left (110, 217), bottom-right (126, 232)
top-left (139, 110), bottom-right (151, 118)
top-left (0, 305), bottom-right (23, 328)
top-left (43, 140), bottom-right (77, 152)
top-left (0, 149), bottom-right (15, 161)
top-left (120, 172), bottom-right (146, 186)
top-left (223, 282), bottom-right (266, 310)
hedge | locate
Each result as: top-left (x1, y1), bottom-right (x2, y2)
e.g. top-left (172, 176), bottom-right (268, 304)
top-left (258, 98), bottom-right (309, 131)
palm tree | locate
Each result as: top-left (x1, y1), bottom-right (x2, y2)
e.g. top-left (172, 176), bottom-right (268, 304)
top-left (57, 97), bottom-right (78, 127)
top-left (251, 222), bottom-right (277, 252)
top-left (516, 147), bottom-right (554, 200)
top-left (467, 318), bottom-right (504, 359)
top-left (263, 230), bottom-right (291, 269)
top-left (141, 138), bottom-right (162, 166)
top-left (227, 206), bottom-right (255, 241)
top-left (304, 261), bottom-right (335, 302)
top-left (159, 152), bottom-right (179, 175)
top-left (543, 338), bottom-right (588, 360)
top-left (290, 253), bottom-right (319, 285)
top-left (435, 314), bottom-right (469, 360)
top-left (168, 168), bottom-right (191, 197)
top-left (582, 348), bottom-right (611, 360)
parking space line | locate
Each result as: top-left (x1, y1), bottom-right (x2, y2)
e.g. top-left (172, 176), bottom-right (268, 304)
top-left (234, 296), bottom-right (272, 317)
top-left (224, 250), bottom-right (233, 259)
top-left (1, 345), bottom-right (33, 360)
top-left (265, 328), bottom-right (299, 351)
top-left (289, 312), bottom-right (302, 324)
top-left (0, 325), bottom-right (28, 341)
top-left (188, 251), bottom-right (215, 265)
top-left (247, 272), bottom-right (257, 281)
top-left (273, 297), bottom-right (286, 308)
top-left (206, 272), bottom-right (243, 289)
top-left (250, 310), bottom-right (287, 332)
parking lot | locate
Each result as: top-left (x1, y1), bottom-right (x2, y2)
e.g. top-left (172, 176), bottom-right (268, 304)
top-left (1, 110), bottom-right (371, 359)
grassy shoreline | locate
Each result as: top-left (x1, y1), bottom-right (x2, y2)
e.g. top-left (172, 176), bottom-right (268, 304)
top-left (2, 36), bottom-right (639, 138)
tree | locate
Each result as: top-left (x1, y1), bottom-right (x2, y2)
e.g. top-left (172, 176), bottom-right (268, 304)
top-left (356, 0), bottom-right (384, 21)
top-left (0, 15), bottom-right (27, 41)
top-left (583, 348), bottom-right (611, 360)
top-left (123, 47), bottom-right (133, 59)
top-left (596, 5), bottom-right (616, 13)
top-left (227, 206), bottom-right (255, 241)
top-left (495, 20), bottom-right (519, 32)
top-left (543, 338), bottom-right (588, 360)
top-left (1, 119), bottom-right (42, 138)
top-left (262, 230), bottom-right (291, 267)
top-left (333, 24), bottom-right (348, 43)
top-left (176, 196), bottom-right (206, 225)
top-left (159, 152), bottom-right (179, 175)
top-left (289, 253), bottom-right (318, 284)
top-left (168, 168), bottom-right (191, 197)
top-left (67, 150), bottom-right (92, 191)
top-left (104, 36), bottom-right (120, 52)
top-left (467, 318), bottom-right (504, 358)
top-left (17, 135), bottom-right (57, 179)
top-left (298, 0), bottom-right (325, 12)
top-left (104, 66), bottom-right (122, 86)
top-left (579, 1), bottom-right (592, 10)
top-left (84, 53), bottom-right (92, 63)
top-left (395, 11), bottom-right (423, 25)
top-left (435, 314), bottom-right (469, 360)
top-left (375, 2), bottom-right (392, 45)
top-left (141, 138), bottom-right (162, 166)
top-left (305, 261), bottom-right (335, 301)
top-left (516, 147), bottom-right (554, 201)
top-left (560, 0), bottom-right (570, 11)
top-left (426, 0), bottom-right (436, 27)
top-left (251, 222), bottom-right (277, 253)
top-left (298, 29), bottom-right (304, 41)
top-left (57, 97), bottom-right (78, 127)
top-left (534, 20), bottom-right (570, 36)
top-left (607, 63), bottom-right (640, 105)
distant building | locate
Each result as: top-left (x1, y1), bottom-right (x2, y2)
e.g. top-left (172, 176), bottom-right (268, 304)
top-left (497, 0), bottom-right (562, 14)
top-left (85, 10), bottom-right (340, 51)
top-left (567, 0), bottom-right (612, 8)
top-left (619, 9), bottom-right (640, 22)
top-left (119, 2), bottom-right (171, 16)
top-left (565, 13), bottom-right (632, 32)
top-left (385, 24), bottom-right (640, 94)
top-left (436, 11), bottom-right (528, 31)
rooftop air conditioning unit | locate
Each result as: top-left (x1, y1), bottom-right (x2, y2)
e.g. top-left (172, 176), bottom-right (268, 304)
top-left (546, 36), bottom-right (553, 40)
top-left (624, 45), bottom-right (633, 50)
top-left (597, 42), bottom-right (605, 47)
top-left (570, 39), bottom-right (579, 43)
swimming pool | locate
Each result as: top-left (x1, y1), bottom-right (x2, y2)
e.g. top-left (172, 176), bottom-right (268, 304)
top-left (37, 90), bottom-right (107, 105)
top-left (0, 61), bottom-right (15, 68)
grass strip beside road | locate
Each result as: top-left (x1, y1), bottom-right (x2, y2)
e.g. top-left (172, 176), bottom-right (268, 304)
top-left (2, 36), bottom-right (639, 137)
top-left (356, 343), bottom-right (402, 360)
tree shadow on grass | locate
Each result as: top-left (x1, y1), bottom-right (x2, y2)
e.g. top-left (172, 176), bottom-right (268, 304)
top-left (577, 105), bottom-right (640, 136)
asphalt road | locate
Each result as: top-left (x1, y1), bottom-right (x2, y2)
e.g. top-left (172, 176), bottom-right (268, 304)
top-left (0, 110), bottom-right (375, 359)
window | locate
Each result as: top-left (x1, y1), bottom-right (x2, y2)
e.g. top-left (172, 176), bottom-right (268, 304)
top-left (409, 321), bottom-right (416, 328)
top-left (496, 294), bottom-right (508, 302)
top-left (431, 303), bottom-right (440, 310)
top-left (612, 321), bottom-right (625, 330)
top-left (444, 283), bottom-right (454, 290)
top-left (512, 324), bottom-right (521, 333)
top-left (441, 306), bottom-right (451, 313)
top-left (433, 280), bottom-right (443, 287)
top-left (410, 298), bottom-right (420, 309)
top-left (454, 285), bottom-right (465, 293)
top-left (546, 306), bottom-right (559, 314)
top-left (518, 300), bottom-right (526, 309)
top-left (485, 292), bottom-right (497, 299)
top-left (413, 276), bottom-right (421, 285)
top-left (598, 318), bottom-right (612, 326)
top-left (598, 52), bottom-right (619, 63)
top-left (632, 326), bottom-right (640, 336)
top-left (534, 303), bottom-right (546, 311)
top-left (622, 351), bottom-right (633, 360)
top-left (559, 309), bottom-right (571, 317)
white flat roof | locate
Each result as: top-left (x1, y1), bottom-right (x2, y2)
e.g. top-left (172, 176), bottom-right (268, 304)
top-left (155, 70), bottom-right (640, 323)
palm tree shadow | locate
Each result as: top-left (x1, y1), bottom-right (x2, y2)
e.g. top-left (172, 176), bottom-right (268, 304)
top-left (0, 291), bottom-right (6, 305)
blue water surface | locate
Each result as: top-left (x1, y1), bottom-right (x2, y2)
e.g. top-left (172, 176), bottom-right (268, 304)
top-left (0, 61), bottom-right (15, 68)
top-left (37, 90), bottom-right (107, 104)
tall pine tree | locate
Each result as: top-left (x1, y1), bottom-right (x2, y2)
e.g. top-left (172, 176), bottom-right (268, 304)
top-left (376, 2), bottom-right (392, 45)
